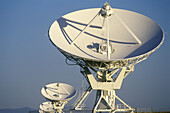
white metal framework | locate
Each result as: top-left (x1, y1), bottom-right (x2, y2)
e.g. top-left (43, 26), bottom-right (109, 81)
top-left (59, 4), bottom-right (148, 112)
top-left (48, 2), bottom-right (164, 113)
top-left (39, 101), bottom-right (68, 113)
top-left (40, 83), bottom-right (76, 113)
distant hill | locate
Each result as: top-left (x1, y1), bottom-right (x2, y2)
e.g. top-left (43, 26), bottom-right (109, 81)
top-left (0, 107), bottom-right (37, 113)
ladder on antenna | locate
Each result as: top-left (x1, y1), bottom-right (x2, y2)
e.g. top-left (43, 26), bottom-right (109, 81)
top-left (73, 86), bottom-right (92, 110)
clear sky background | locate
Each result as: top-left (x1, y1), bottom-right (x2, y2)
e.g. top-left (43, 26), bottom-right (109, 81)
top-left (0, 0), bottom-right (169, 110)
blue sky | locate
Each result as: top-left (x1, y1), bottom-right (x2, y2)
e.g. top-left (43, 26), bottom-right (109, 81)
top-left (0, 0), bottom-right (169, 110)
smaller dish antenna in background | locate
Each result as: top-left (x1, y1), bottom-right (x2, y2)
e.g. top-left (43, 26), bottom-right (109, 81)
top-left (40, 82), bottom-right (76, 113)
top-left (39, 101), bottom-right (55, 113)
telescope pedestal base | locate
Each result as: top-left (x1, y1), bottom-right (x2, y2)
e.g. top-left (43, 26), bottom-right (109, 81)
top-left (72, 66), bottom-right (135, 113)
top-left (93, 90), bottom-right (115, 113)
top-left (93, 90), bottom-right (134, 113)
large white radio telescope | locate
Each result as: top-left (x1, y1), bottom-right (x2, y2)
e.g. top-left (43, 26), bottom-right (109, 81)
top-left (48, 2), bottom-right (164, 113)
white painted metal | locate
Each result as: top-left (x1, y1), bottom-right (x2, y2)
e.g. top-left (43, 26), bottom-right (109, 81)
top-left (48, 2), bottom-right (164, 113)
top-left (41, 83), bottom-right (76, 113)
top-left (39, 101), bottom-right (67, 113)
top-left (73, 86), bottom-right (92, 110)
top-left (112, 10), bottom-right (142, 45)
top-left (39, 101), bottom-right (56, 113)
top-left (74, 66), bottom-right (135, 112)
top-left (41, 82), bottom-right (76, 101)
top-left (71, 12), bottom-right (100, 45)
top-left (49, 3), bottom-right (164, 62)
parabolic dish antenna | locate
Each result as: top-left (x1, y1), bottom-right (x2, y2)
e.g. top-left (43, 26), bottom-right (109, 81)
top-left (49, 3), bottom-right (164, 69)
top-left (40, 82), bottom-right (76, 113)
top-left (39, 101), bottom-right (55, 113)
top-left (48, 2), bottom-right (164, 113)
top-left (41, 82), bottom-right (76, 101)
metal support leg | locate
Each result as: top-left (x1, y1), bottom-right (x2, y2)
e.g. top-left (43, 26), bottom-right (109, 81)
top-left (93, 90), bottom-right (116, 113)
top-left (74, 66), bottom-right (134, 112)
top-left (73, 86), bottom-right (92, 110)
top-left (115, 95), bottom-right (134, 111)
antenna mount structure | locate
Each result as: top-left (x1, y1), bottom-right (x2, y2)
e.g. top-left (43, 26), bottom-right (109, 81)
top-left (39, 83), bottom-right (76, 113)
top-left (48, 2), bottom-right (164, 113)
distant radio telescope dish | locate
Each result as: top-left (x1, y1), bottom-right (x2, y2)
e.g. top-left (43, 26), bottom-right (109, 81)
top-left (41, 82), bottom-right (76, 112)
top-left (41, 82), bottom-right (76, 101)
top-left (39, 101), bottom-right (55, 113)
